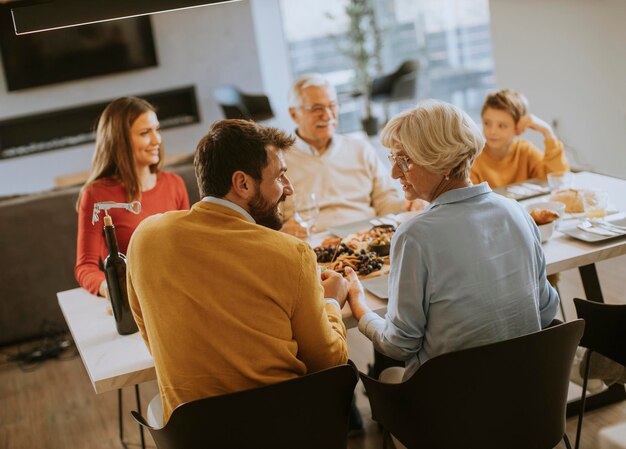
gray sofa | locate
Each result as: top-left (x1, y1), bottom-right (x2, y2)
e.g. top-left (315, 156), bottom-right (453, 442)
top-left (0, 164), bottom-right (200, 347)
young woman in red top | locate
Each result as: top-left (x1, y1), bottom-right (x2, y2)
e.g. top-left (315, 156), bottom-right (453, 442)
top-left (75, 97), bottom-right (190, 297)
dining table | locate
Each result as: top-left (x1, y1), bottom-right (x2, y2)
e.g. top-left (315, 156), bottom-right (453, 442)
top-left (58, 170), bottom-right (626, 445)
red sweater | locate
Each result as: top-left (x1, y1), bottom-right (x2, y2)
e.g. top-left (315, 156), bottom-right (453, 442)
top-left (75, 171), bottom-right (190, 295)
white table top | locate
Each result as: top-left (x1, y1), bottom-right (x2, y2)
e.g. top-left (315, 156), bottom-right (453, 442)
top-left (522, 172), bottom-right (626, 275)
top-left (60, 171), bottom-right (625, 394)
top-left (58, 287), bottom-right (386, 394)
top-left (58, 288), bottom-right (156, 393)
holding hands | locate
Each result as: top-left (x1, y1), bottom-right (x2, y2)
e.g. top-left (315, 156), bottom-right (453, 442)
top-left (320, 267), bottom-right (369, 316)
top-left (321, 269), bottom-right (349, 308)
top-left (516, 113), bottom-right (556, 140)
top-left (344, 267), bottom-right (370, 321)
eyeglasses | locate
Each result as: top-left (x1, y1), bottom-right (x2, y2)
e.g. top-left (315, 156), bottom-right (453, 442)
top-left (299, 102), bottom-right (338, 115)
top-left (388, 153), bottom-right (412, 172)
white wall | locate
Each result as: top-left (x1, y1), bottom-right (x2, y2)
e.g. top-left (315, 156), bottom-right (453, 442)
top-left (0, 0), bottom-right (263, 196)
top-left (250, 0), bottom-right (294, 132)
top-left (489, 0), bottom-right (626, 179)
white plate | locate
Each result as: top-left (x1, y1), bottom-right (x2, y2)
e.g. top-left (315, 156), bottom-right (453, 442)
top-left (394, 211), bottom-right (423, 224)
top-left (361, 275), bottom-right (389, 299)
top-left (561, 209), bottom-right (619, 220)
top-left (560, 215), bottom-right (626, 243)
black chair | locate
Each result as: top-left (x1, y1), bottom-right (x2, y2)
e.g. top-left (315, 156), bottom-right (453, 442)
top-left (360, 320), bottom-right (585, 449)
top-left (573, 298), bottom-right (626, 449)
top-left (131, 362), bottom-right (359, 449)
top-left (212, 85), bottom-right (274, 122)
top-left (370, 60), bottom-right (419, 122)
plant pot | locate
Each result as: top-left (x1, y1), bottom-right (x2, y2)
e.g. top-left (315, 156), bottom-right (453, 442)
top-left (361, 116), bottom-right (379, 136)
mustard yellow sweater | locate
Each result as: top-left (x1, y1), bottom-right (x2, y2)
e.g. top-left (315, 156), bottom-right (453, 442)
top-left (470, 138), bottom-right (569, 188)
top-left (127, 201), bottom-right (348, 423)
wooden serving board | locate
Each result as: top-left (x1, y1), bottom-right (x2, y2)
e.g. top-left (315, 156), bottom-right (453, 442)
top-left (319, 262), bottom-right (390, 280)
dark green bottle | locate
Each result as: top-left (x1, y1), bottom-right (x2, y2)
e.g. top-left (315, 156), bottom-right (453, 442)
top-left (103, 215), bottom-right (138, 335)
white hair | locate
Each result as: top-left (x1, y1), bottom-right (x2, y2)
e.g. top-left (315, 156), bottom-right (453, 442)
top-left (381, 99), bottom-right (485, 180)
top-left (287, 73), bottom-right (338, 108)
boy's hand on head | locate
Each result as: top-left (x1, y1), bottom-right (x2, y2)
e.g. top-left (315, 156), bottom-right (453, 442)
top-left (515, 114), bottom-right (532, 135)
top-left (516, 114), bottom-right (555, 140)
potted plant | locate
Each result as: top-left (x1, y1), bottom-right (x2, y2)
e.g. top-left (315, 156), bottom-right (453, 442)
top-left (327, 0), bottom-right (383, 135)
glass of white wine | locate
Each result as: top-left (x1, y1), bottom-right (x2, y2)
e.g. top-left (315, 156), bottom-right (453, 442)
top-left (293, 193), bottom-right (320, 239)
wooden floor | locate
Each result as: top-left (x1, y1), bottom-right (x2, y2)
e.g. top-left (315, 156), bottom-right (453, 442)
top-left (1, 254), bottom-right (625, 449)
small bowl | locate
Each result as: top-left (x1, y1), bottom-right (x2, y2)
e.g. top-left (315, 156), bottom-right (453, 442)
top-left (368, 243), bottom-right (390, 257)
top-left (525, 201), bottom-right (566, 218)
top-left (537, 221), bottom-right (555, 243)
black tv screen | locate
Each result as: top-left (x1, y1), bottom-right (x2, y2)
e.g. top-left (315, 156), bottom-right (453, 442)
top-left (0, 7), bottom-right (158, 91)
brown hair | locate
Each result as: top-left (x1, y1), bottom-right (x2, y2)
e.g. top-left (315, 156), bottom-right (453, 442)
top-left (194, 119), bottom-right (294, 198)
top-left (481, 88), bottom-right (529, 124)
top-left (76, 96), bottom-right (163, 208)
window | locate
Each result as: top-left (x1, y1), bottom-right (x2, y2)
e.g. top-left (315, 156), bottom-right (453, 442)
top-left (279, 0), bottom-right (495, 132)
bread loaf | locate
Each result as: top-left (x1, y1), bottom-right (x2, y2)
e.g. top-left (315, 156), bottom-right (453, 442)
top-left (550, 189), bottom-right (583, 213)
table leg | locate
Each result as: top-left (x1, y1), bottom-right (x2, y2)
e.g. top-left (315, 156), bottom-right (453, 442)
top-left (118, 385), bottom-right (147, 449)
top-left (565, 263), bottom-right (626, 417)
top-left (578, 263), bottom-right (604, 302)
top-left (118, 389), bottom-right (128, 449)
top-left (135, 384), bottom-right (146, 449)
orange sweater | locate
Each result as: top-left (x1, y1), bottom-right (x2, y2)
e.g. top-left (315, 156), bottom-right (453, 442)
top-left (127, 201), bottom-right (348, 423)
top-left (470, 138), bottom-right (569, 188)
top-left (75, 171), bottom-right (189, 295)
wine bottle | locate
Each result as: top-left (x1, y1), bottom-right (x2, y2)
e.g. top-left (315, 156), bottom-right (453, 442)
top-left (103, 215), bottom-right (138, 335)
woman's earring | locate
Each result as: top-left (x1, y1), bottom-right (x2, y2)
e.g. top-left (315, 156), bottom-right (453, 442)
top-left (445, 174), bottom-right (450, 181)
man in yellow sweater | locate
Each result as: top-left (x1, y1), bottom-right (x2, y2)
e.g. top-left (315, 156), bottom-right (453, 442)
top-left (470, 88), bottom-right (570, 187)
top-left (127, 119), bottom-right (350, 424)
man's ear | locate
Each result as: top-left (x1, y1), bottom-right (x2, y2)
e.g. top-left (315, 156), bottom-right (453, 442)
top-left (288, 107), bottom-right (299, 123)
top-left (231, 171), bottom-right (253, 200)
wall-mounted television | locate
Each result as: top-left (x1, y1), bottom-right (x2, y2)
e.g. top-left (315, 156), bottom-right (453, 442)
top-left (0, 6), bottom-right (158, 91)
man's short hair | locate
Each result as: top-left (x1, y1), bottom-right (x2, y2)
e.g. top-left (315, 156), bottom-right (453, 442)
top-left (194, 119), bottom-right (295, 198)
top-left (481, 88), bottom-right (528, 124)
top-left (288, 73), bottom-right (338, 108)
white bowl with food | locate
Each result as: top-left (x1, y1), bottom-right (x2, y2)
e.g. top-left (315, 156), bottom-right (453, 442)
top-left (525, 201), bottom-right (565, 242)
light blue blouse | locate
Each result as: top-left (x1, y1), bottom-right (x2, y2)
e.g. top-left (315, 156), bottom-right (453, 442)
top-left (358, 183), bottom-right (559, 378)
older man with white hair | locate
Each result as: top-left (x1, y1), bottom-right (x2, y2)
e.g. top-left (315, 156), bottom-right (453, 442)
top-left (281, 73), bottom-right (420, 237)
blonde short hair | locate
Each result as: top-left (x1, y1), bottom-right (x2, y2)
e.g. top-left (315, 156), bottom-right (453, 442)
top-left (381, 100), bottom-right (485, 180)
top-left (288, 73), bottom-right (337, 108)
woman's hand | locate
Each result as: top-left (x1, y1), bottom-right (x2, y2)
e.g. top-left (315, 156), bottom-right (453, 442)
top-left (405, 199), bottom-right (428, 212)
top-left (98, 280), bottom-right (110, 299)
top-left (344, 267), bottom-right (370, 321)
top-left (320, 270), bottom-right (348, 308)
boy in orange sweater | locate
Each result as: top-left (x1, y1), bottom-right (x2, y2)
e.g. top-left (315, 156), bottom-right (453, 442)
top-left (470, 88), bottom-right (570, 187)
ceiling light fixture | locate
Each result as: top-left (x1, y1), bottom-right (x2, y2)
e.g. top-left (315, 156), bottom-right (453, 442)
top-left (10, 0), bottom-right (242, 35)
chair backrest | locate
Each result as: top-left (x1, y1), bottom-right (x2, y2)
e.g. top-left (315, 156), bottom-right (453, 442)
top-left (360, 320), bottom-right (585, 449)
top-left (212, 85), bottom-right (274, 121)
top-left (132, 362), bottom-right (359, 449)
top-left (370, 59), bottom-right (418, 101)
top-left (212, 85), bottom-right (251, 119)
top-left (574, 298), bottom-right (626, 366)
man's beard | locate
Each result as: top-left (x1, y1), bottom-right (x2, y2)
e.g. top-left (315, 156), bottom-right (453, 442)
top-left (248, 189), bottom-right (286, 230)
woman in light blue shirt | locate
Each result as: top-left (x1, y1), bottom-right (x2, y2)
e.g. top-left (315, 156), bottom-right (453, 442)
top-left (347, 100), bottom-right (559, 381)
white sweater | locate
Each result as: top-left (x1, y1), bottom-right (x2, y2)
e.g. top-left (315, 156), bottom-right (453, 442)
top-left (284, 133), bottom-right (405, 230)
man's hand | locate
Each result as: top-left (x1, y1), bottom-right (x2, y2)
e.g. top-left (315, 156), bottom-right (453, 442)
top-left (321, 269), bottom-right (348, 307)
top-left (516, 114), bottom-right (556, 140)
top-left (405, 199), bottom-right (428, 212)
top-left (344, 267), bottom-right (371, 322)
top-left (280, 217), bottom-right (311, 239)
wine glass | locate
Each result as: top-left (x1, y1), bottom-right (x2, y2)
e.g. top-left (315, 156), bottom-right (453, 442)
top-left (293, 193), bottom-right (320, 239)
